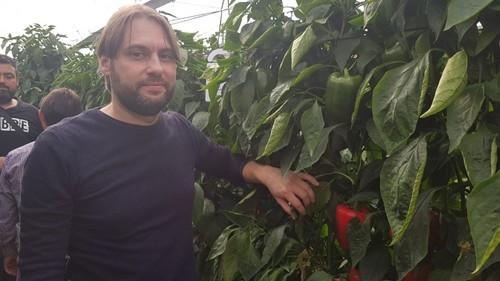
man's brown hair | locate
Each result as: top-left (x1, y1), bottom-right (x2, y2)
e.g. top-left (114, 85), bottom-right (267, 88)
top-left (96, 4), bottom-right (179, 60)
top-left (40, 88), bottom-right (82, 126)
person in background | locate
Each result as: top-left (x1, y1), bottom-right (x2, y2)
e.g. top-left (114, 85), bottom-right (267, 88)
top-left (18, 5), bottom-right (319, 281)
top-left (0, 88), bottom-right (82, 278)
top-left (0, 54), bottom-right (42, 171)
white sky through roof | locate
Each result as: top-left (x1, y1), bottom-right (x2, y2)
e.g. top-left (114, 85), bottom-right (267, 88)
top-left (1, 0), bottom-right (297, 47)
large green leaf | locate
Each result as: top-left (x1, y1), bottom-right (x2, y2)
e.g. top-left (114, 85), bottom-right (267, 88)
top-left (192, 111), bottom-right (210, 131)
top-left (444, 0), bottom-right (495, 30)
top-left (239, 235), bottom-right (263, 280)
top-left (261, 225), bottom-right (287, 265)
top-left (306, 182), bottom-right (331, 213)
top-left (306, 271), bottom-right (333, 281)
top-left (227, 66), bottom-right (251, 91)
top-left (231, 79), bottom-right (256, 120)
top-left (359, 245), bottom-right (391, 281)
top-left (426, 0), bottom-right (447, 39)
top-left (243, 96), bottom-right (270, 139)
top-left (355, 38), bottom-right (383, 73)
top-left (364, 0), bottom-right (385, 26)
top-left (372, 54), bottom-right (430, 153)
top-left (292, 64), bottom-right (330, 87)
top-left (421, 50), bottom-right (468, 118)
top-left (295, 127), bottom-right (334, 171)
top-left (460, 128), bottom-right (497, 186)
top-left (248, 26), bottom-right (282, 50)
top-left (270, 80), bottom-right (293, 106)
top-left (208, 227), bottom-right (237, 260)
top-left (394, 189), bottom-right (439, 279)
top-left (291, 25), bottom-right (318, 69)
top-left (380, 137), bottom-right (428, 245)
top-left (224, 2), bottom-right (250, 31)
top-left (305, 4), bottom-right (333, 24)
top-left (484, 74), bottom-right (500, 102)
top-left (278, 47), bottom-right (293, 82)
top-left (280, 146), bottom-right (301, 175)
top-left (455, 16), bottom-right (478, 42)
top-left (222, 230), bottom-right (246, 281)
top-left (301, 102), bottom-right (325, 157)
top-left (348, 219), bottom-right (371, 266)
top-left (351, 61), bottom-right (404, 125)
top-left (366, 118), bottom-right (385, 149)
top-left (240, 20), bottom-right (262, 45)
top-left (333, 34), bottom-right (360, 70)
top-left (447, 84), bottom-right (485, 152)
top-left (472, 26), bottom-right (500, 56)
top-left (259, 112), bottom-right (292, 158)
top-left (467, 172), bottom-right (500, 273)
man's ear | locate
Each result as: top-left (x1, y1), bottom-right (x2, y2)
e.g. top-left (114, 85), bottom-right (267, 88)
top-left (38, 110), bottom-right (48, 129)
top-left (99, 56), bottom-right (111, 76)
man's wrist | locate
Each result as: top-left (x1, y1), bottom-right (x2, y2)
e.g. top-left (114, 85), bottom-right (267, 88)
top-left (242, 161), bottom-right (270, 185)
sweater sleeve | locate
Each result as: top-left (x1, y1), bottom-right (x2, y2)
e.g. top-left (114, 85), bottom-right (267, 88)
top-left (0, 154), bottom-right (19, 257)
top-left (173, 113), bottom-right (248, 186)
top-left (18, 131), bottom-right (74, 281)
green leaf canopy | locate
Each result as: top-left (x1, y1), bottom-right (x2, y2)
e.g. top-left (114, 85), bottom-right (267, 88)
top-left (467, 172), bottom-right (500, 273)
top-left (380, 137), bottom-right (428, 244)
top-left (372, 54), bottom-right (430, 153)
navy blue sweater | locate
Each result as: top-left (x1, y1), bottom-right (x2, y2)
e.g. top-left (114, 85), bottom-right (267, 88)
top-left (19, 109), bottom-right (246, 281)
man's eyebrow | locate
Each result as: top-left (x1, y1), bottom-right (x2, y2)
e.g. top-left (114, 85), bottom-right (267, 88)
top-left (124, 44), bottom-right (174, 52)
top-left (124, 44), bottom-right (148, 51)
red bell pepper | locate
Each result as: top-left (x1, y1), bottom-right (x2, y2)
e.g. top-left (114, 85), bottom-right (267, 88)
top-left (428, 210), bottom-right (443, 249)
top-left (348, 267), bottom-right (361, 281)
top-left (335, 204), bottom-right (369, 251)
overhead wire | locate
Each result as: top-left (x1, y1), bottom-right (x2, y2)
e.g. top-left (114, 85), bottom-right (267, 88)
top-left (168, 8), bottom-right (230, 25)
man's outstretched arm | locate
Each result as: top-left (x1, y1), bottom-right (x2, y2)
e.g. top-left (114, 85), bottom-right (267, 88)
top-left (242, 161), bottom-right (319, 217)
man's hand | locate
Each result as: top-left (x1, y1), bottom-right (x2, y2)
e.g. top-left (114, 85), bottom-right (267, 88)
top-left (3, 255), bottom-right (17, 276)
top-left (242, 161), bottom-right (319, 217)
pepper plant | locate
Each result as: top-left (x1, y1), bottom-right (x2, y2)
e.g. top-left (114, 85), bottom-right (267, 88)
top-left (1, 24), bottom-right (67, 105)
top-left (192, 0), bottom-right (500, 280)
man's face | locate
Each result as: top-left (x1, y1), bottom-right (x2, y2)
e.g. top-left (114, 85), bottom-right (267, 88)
top-left (100, 17), bottom-right (177, 116)
top-left (0, 63), bottom-right (17, 104)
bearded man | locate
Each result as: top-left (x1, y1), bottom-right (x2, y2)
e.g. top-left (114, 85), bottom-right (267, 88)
top-left (18, 5), bottom-right (318, 281)
top-left (0, 55), bottom-right (42, 170)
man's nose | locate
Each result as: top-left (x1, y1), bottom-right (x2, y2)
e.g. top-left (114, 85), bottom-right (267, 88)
top-left (147, 55), bottom-right (162, 74)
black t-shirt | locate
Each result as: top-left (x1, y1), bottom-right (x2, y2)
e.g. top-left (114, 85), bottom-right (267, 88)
top-left (0, 100), bottom-right (42, 156)
top-left (19, 109), bottom-right (246, 281)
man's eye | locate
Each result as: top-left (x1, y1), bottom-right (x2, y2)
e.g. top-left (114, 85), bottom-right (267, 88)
top-left (129, 51), bottom-right (145, 59)
top-left (159, 52), bottom-right (176, 62)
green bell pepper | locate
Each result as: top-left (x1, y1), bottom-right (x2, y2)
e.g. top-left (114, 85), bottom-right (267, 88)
top-left (324, 69), bottom-right (362, 124)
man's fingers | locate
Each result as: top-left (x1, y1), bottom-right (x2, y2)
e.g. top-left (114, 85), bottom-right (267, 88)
top-left (276, 198), bottom-right (293, 217)
top-left (298, 172), bottom-right (319, 186)
top-left (287, 195), bottom-right (306, 215)
top-left (292, 174), bottom-right (316, 204)
top-left (292, 186), bottom-right (311, 206)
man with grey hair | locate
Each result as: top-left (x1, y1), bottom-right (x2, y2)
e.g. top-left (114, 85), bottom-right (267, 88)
top-left (19, 5), bottom-right (318, 281)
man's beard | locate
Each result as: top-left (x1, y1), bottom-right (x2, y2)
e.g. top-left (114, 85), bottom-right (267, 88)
top-left (108, 65), bottom-right (174, 117)
top-left (0, 87), bottom-right (14, 104)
